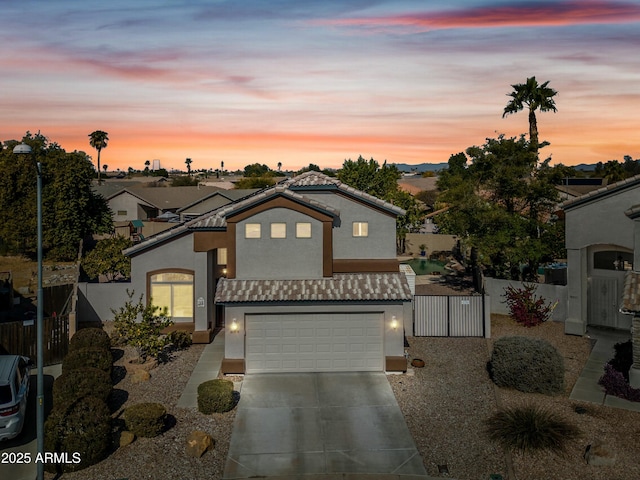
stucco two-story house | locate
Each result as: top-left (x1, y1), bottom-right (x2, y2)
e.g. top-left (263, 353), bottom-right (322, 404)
top-left (563, 174), bottom-right (640, 336)
top-left (123, 171), bottom-right (412, 374)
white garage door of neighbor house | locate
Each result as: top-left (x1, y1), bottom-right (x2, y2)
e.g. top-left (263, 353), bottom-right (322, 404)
top-left (245, 312), bottom-right (384, 373)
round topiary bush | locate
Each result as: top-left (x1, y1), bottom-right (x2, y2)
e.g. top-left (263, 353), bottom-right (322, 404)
top-left (168, 330), bottom-right (192, 350)
top-left (123, 402), bottom-right (166, 438)
top-left (485, 404), bottom-right (580, 453)
top-left (44, 396), bottom-right (111, 473)
top-left (198, 379), bottom-right (235, 414)
top-left (489, 336), bottom-right (565, 395)
top-left (52, 366), bottom-right (112, 407)
top-left (62, 347), bottom-right (113, 374)
top-left (69, 327), bottom-right (112, 352)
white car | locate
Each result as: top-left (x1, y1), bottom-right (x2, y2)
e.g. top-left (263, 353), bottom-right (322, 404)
top-left (0, 355), bottom-right (31, 441)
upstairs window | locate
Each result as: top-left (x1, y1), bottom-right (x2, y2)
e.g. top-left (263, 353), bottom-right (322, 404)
top-left (352, 222), bottom-right (369, 237)
top-left (270, 223), bottom-right (287, 238)
top-left (245, 223), bottom-right (261, 239)
top-left (296, 222), bottom-right (312, 238)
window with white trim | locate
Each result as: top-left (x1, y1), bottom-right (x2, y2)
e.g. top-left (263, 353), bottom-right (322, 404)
top-left (150, 272), bottom-right (193, 321)
top-left (270, 223), bottom-right (287, 238)
top-left (245, 223), bottom-right (261, 238)
top-left (296, 222), bottom-right (312, 238)
top-left (217, 248), bottom-right (227, 265)
top-left (352, 222), bottom-right (369, 237)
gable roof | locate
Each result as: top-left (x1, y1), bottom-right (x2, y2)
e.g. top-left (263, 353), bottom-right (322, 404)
top-left (562, 174), bottom-right (640, 211)
top-left (214, 273), bottom-right (412, 303)
top-left (176, 189), bottom-right (259, 213)
top-left (106, 185), bottom-right (223, 210)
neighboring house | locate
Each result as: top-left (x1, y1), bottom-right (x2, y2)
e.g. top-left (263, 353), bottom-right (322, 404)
top-left (124, 171), bottom-right (412, 374)
top-left (176, 189), bottom-right (259, 221)
top-left (555, 177), bottom-right (607, 203)
top-left (105, 185), bottom-right (222, 222)
top-left (563, 174), bottom-right (640, 336)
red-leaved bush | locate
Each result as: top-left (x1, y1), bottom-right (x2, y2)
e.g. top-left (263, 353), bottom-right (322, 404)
top-left (503, 283), bottom-right (558, 327)
top-left (598, 364), bottom-right (640, 402)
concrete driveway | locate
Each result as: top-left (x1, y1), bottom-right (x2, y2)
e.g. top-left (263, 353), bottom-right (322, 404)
top-left (223, 372), bottom-right (427, 478)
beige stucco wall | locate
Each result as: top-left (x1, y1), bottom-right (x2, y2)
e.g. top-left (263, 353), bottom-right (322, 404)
top-left (405, 233), bottom-right (457, 257)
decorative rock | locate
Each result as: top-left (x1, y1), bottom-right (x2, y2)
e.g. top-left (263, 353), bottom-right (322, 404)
top-left (585, 440), bottom-right (617, 466)
top-left (119, 430), bottom-right (136, 448)
top-left (186, 431), bottom-right (214, 458)
top-left (125, 357), bottom-right (158, 374)
top-left (130, 369), bottom-right (151, 384)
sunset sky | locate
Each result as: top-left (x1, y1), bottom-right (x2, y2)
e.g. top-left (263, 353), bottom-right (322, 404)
top-left (2, 0), bottom-right (640, 172)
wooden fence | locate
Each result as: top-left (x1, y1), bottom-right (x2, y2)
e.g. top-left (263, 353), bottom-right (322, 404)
top-left (0, 315), bottom-right (69, 365)
top-left (414, 295), bottom-right (489, 337)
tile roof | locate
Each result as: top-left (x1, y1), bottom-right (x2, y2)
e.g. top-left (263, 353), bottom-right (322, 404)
top-left (562, 173), bottom-right (640, 211)
top-left (106, 185), bottom-right (223, 210)
top-left (214, 273), bottom-right (413, 303)
top-left (621, 271), bottom-right (640, 313)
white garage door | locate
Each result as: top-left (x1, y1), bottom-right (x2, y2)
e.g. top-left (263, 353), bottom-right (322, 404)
top-left (245, 312), bottom-right (383, 373)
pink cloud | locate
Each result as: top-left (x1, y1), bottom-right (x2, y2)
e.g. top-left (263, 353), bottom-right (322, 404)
top-left (318, 1), bottom-right (640, 31)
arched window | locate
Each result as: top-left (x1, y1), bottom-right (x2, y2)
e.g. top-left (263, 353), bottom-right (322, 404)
top-left (149, 271), bottom-right (194, 321)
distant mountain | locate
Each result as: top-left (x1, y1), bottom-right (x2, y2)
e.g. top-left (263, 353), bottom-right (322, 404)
top-left (572, 163), bottom-right (597, 172)
top-left (391, 162), bottom-right (449, 173)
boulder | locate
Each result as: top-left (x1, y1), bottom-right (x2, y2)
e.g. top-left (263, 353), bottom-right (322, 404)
top-left (119, 430), bottom-right (136, 448)
top-left (186, 431), bottom-right (214, 458)
top-left (585, 440), bottom-right (617, 466)
top-left (130, 369), bottom-right (151, 384)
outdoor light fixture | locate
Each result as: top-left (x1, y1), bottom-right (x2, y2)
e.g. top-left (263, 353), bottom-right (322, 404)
top-left (230, 318), bottom-right (239, 333)
top-left (14, 142), bottom-right (44, 480)
top-left (390, 316), bottom-right (399, 330)
top-left (222, 267), bottom-right (227, 277)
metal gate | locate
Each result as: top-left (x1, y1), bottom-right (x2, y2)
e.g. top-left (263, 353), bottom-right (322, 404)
top-left (414, 295), bottom-right (487, 337)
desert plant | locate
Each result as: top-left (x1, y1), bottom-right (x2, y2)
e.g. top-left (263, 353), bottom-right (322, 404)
top-left (503, 283), bottom-right (557, 327)
top-left (168, 330), bottom-right (192, 350)
top-left (485, 404), bottom-right (579, 454)
top-left (69, 327), bottom-right (112, 352)
top-left (489, 336), bottom-right (565, 395)
top-left (123, 402), bottom-right (167, 437)
top-left (608, 340), bottom-right (633, 381)
top-left (198, 379), bottom-right (235, 414)
top-left (44, 396), bottom-right (111, 473)
top-left (53, 366), bottom-right (112, 406)
top-left (62, 347), bottom-right (113, 374)
top-left (111, 290), bottom-right (173, 362)
top-left (598, 364), bottom-right (640, 402)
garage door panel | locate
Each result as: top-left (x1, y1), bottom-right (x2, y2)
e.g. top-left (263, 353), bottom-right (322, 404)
top-left (246, 313), bottom-right (383, 373)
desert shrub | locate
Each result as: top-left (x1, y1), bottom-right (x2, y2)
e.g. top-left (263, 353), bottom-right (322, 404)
top-left (168, 330), bottom-right (192, 350)
top-left (598, 364), bottom-right (640, 402)
top-left (62, 347), bottom-right (113, 374)
top-left (503, 283), bottom-right (557, 327)
top-left (123, 402), bottom-right (167, 437)
top-left (53, 367), bottom-right (112, 406)
top-left (111, 290), bottom-right (173, 361)
top-left (485, 404), bottom-right (580, 454)
top-left (489, 336), bottom-right (565, 395)
top-left (44, 396), bottom-right (111, 473)
top-left (198, 379), bottom-right (235, 414)
top-left (608, 340), bottom-right (633, 381)
top-left (69, 327), bottom-right (111, 352)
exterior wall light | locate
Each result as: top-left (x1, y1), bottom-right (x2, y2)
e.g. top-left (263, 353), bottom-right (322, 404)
top-left (222, 267), bottom-right (227, 277)
top-left (230, 318), bottom-right (239, 333)
top-left (390, 316), bottom-right (399, 330)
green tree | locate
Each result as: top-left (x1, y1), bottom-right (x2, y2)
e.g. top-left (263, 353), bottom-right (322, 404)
top-left (144, 160), bottom-right (150, 176)
top-left (503, 77), bottom-right (557, 151)
top-left (0, 132), bottom-right (113, 260)
top-left (82, 235), bottom-right (133, 281)
top-left (437, 135), bottom-right (562, 279)
top-left (234, 176), bottom-right (276, 189)
top-left (243, 163), bottom-right (271, 177)
top-left (88, 130), bottom-right (109, 185)
top-left (171, 175), bottom-right (199, 187)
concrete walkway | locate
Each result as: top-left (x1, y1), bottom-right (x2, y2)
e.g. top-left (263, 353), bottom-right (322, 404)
top-left (570, 326), bottom-right (640, 412)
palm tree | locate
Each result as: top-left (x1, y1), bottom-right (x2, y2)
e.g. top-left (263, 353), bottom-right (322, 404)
top-left (144, 160), bottom-right (150, 176)
top-left (185, 157), bottom-right (192, 176)
top-left (277, 161), bottom-right (282, 172)
top-left (88, 130), bottom-right (109, 185)
top-left (503, 77), bottom-right (557, 151)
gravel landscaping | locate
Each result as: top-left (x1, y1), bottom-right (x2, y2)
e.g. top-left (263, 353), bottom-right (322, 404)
top-left (48, 316), bottom-right (640, 480)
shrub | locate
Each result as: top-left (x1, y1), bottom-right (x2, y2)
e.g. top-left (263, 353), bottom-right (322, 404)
top-left (44, 396), bottom-right (111, 473)
top-left (62, 347), bottom-right (113, 374)
top-left (198, 379), bottom-right (235, 414)
top-left (53, 367), bottom-right (112, 407)
top-left (598, 364), bottom-right (640, 402)
top-left (485, 404), bottom-right (580, 454)
top-left (69, 327), bottom-right (112, 352)
top-left (111, 290), bottom-right (173, 361)
top-left (168, 330), bottom-right (192, 350)
top-left (489, 336), bottom-right (565, 395)
top-left (503, 283), bottom-right (558, 327)
top-left (123, 402), bottom-right (167, 437)
top-left (608, 340), bottom-right (633, 381)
